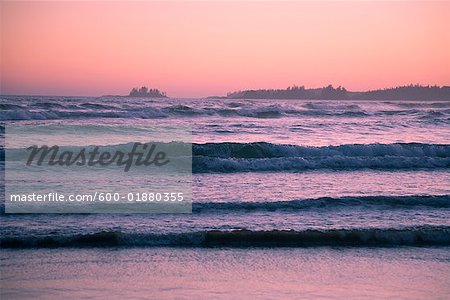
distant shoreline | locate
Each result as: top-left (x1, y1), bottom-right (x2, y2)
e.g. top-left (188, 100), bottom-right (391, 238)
top-left (2, 84), bottom-right (449, 100)
top-left (119, 84), bottom-right (450, 100)
top-left (223, 85), bottom-right (450, 101)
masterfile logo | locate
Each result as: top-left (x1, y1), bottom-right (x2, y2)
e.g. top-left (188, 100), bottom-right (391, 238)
top-left (5, 124), bottom-right (192, 213)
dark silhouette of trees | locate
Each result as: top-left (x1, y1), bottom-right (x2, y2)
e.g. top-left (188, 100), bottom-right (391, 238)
top-left (226, 85), bottom-right (449, 100)
top-left (129, 86), bottom-right (167, 97)
top-left (351, 84), bottom-right (450, 100)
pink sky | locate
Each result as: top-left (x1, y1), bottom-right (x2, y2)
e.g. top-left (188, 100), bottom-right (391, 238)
top-left (1, 1), bottom-right (449, 98)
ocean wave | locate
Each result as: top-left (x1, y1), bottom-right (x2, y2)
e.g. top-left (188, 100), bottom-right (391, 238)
top-left (391, 102), bottom-right (450, 108)
top-left (192, 156), bottom-right (450, 172)
top-left (79, 103), bottom-right (118, 109)
top-left (1, 195), bottom-right (447, 214)
top-left (0, 108), bottom-right (169, 121)
top-left (192, 142), bottom-right (450, 172)
top-left (192, 195), bottom-right (450, 212)
top-left (303, 102), bottom-right (362, 110)
top-left (4, 142), bottom-right (450, 172)
top-left (4, 101), bottom-right (448, 120)
top-left (193, 142), bottom-right (450, 158)
top-left (30, 102), bottom-right (68, 109)
top-left (2, 226), bottom-right (449, 248)
top-left (0, 103), bottom-right (25, 110)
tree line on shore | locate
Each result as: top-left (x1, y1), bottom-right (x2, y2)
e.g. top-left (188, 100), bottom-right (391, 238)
top-left (127, 84), bottom-right (450, 100)
top-left (226, 84), bottom-right (450, 100)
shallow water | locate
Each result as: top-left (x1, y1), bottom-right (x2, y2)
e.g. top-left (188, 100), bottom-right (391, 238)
top-left (2, 247), bottom-right (450, 300)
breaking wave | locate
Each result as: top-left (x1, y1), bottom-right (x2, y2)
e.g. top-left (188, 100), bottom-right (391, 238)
top-left (192, 142), bottom-right (450, 172)
top-left (4, 142), bottom-right (450, 172)
top-left (3, 100), bottom-right (448, 120)
top-left (2, 226), bottom-right (449, 248)
top-left (0, 105), bottom-right (369, 120)
top-left (192, 195), bottom-right (450, 212)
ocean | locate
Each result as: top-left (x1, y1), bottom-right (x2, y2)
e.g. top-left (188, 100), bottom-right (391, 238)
top-left (1, 96), bottom-right (450, 299)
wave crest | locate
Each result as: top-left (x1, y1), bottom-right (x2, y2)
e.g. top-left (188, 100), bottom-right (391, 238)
top-left (192, 142), bottom-right (450, 172)
top-left (2, 226), bottom-right (449, 248)
top-left (192, 195), bottom-right (450, 212)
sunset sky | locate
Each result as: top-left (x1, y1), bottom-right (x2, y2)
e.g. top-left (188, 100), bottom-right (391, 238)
top-left (1, 1), bottom-right (449, 98)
